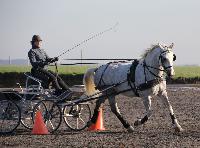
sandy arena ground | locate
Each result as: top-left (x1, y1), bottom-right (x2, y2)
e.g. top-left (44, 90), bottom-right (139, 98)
top-left (1, 84), bottom-right (200, 147)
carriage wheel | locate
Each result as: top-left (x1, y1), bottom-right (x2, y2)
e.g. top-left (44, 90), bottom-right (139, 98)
top-left (20, 96), bottom-right (41, 130)
top-left (0, 99), bottom-right (21, 134)
top-left (32, 100), bottom-right (62, 133)
top-left (63, 103), bottom-right (91, 131)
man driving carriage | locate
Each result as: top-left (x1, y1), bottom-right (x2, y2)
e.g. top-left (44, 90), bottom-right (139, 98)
top-left (28, 35), bottom-right (71, 96)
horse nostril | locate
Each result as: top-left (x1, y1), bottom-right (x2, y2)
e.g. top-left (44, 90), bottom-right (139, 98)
top-left (166, 70), bottom-right (173, 77)
top-left (167, 71), bottom-right (174, 78)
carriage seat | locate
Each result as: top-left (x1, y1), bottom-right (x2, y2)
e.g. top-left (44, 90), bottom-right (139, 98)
top-left (24, 72), bottom-right (42, 83)
top-left (24, 72), bottom-right (46, 93)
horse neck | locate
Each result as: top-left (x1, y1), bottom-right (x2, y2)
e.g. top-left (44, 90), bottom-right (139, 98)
top-left (144, 48), bottom-right (164, 78)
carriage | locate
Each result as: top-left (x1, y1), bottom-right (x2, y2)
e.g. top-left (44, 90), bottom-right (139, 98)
top-left (0, 71), bottom-right (92, 134)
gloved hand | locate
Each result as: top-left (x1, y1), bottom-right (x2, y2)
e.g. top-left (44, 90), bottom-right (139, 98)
top-left (46, 58), bottom-right (52, 62)
top-left (46, 57), bottom-right (58, 63)
top-left (52, 57), bottom-right (59, 62)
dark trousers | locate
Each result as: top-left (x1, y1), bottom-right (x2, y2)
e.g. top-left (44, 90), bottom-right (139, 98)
top-left (31, 68), bottom-right (70, 91)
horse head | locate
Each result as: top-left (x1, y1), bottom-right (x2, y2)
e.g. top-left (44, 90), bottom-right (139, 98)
top-left (158, 43), bottom-right (176, 78)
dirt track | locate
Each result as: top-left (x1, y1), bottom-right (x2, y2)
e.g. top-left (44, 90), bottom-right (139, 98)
top-left (1, 84), bottom-right (200, 148)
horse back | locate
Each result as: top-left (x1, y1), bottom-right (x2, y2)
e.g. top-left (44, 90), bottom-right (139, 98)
top-left (94, 61), bottom-right (132, 87)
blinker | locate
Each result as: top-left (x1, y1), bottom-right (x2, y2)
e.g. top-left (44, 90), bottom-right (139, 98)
top-left (173, 54), bottom-right (176, 61)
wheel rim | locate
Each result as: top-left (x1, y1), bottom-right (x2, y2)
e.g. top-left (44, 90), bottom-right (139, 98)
top-left (63, 103), bottom-right (91, 131)
top-left (20, 95), bottom-right (41, 130)
top-left (33, 100), bottom-right (62, 133)
top-left (0, 100), bottom-right (21, 134)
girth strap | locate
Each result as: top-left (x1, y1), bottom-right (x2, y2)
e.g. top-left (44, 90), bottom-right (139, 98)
top-left (137, 78), bottom-right (162, 91)
top-left (127, 60), bottom-right (140, 96)
top-left (127, 60), bottom-right (139, 83)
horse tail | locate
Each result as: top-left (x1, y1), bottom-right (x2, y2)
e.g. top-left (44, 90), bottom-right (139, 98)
top-left (83, 68), bottom-right (99, 96)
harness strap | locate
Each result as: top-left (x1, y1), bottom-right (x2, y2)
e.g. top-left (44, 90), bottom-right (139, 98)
top-left (143, 62), bottom-right (147, 82)
top-left (143, 60), bottom-right (163, 79)
top-left (137, 79), bottom-right (162, 91)
top-left (96, 62), bottom-right (111, 89)
top-left (127, 60), bottom-right (163, 95)
top-left (76, 87), bottom-right (133, 104)
top-left (127, 60), bottom-right (140, 97)
top-left (127, 77), bottom-right (139, 97)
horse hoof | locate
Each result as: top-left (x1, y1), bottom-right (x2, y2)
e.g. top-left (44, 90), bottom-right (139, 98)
top-left (134, 120), bottom-right (141, 126)
top-left (127, 126), bottom-right (134, 133)
top-left (174, 126), bottom-right (184, 133)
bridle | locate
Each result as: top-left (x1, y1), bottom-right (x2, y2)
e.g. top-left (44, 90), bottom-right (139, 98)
top-left (143, 49), bottom-right (176, 79)
top-left (159, 50), bottom-right (176, 70)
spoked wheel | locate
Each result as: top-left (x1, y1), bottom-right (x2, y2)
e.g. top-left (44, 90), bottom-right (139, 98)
top-left (0, 99), bottom-right (21, 134)
top-left (33, 100), bottom-right (62, 133)
top-left (63, 103), bottom-right (91, 131)
top-left (20, 81), bottom-right (44, 130)
top-left (20, 98), bottom-right (40, 130)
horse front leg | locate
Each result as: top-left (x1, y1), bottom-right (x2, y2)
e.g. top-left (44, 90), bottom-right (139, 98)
top-left (158, 91), bottom-right (183, 132)
top-left (108, 96), bottom-right (134, 132)
top-left (134, 96), bottom-right (152, 126)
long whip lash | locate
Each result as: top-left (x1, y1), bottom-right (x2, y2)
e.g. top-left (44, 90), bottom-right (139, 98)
top-left (57, 23), bottom-right (118, 58)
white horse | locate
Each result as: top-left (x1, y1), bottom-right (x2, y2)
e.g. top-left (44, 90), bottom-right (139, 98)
top-left (83, 43), bottom-right (183, 132)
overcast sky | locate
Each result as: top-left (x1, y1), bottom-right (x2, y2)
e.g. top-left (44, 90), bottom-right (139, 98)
top-left (0, 0), bottom-right (199, 65)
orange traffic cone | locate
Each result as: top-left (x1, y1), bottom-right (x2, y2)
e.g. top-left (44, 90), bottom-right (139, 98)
top-left (32, 111), bottom-right (49, 135)
top-left (88, 108), bottom-right (105, 131)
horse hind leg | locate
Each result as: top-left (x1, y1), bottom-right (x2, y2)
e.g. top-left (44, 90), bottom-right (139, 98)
top-left (134, 96), bottom-right (152, 126)
top-left (87, 97), bottom-right (106, 127)
top-left (108, 96), bottom-right (134, 132)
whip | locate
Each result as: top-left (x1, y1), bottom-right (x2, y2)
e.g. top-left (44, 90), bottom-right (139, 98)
top-left (57, 22), bottom-right (119, 58)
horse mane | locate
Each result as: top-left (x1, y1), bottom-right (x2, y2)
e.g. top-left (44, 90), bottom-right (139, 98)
top-left (141, 44), bottom-right (161, 59)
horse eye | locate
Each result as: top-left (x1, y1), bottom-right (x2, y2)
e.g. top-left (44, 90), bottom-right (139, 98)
top-left (173, 54), bottom-right (176, 61)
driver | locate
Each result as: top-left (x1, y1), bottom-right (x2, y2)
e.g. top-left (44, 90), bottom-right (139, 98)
top-left (28, 35), bottom-right (71, 96)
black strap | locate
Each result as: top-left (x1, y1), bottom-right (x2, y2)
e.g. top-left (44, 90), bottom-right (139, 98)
top-left (137, 79), bottom-right (162, 91)
top-left (127, 60), bottom-right (140, 96)
top-left (143, 62), bottom-right (147, 82)
top-left (96, 62), bottom-right (111, 89)
top-left (143, 60), bottom-right (163, 79)
top-left (127, 76), bottom-right (139, 97)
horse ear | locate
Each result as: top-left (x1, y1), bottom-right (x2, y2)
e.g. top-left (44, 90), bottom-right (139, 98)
top-left (169, 43), bottom-right (174, 49)
top-left (158, 43), bottom-right (163, 48)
